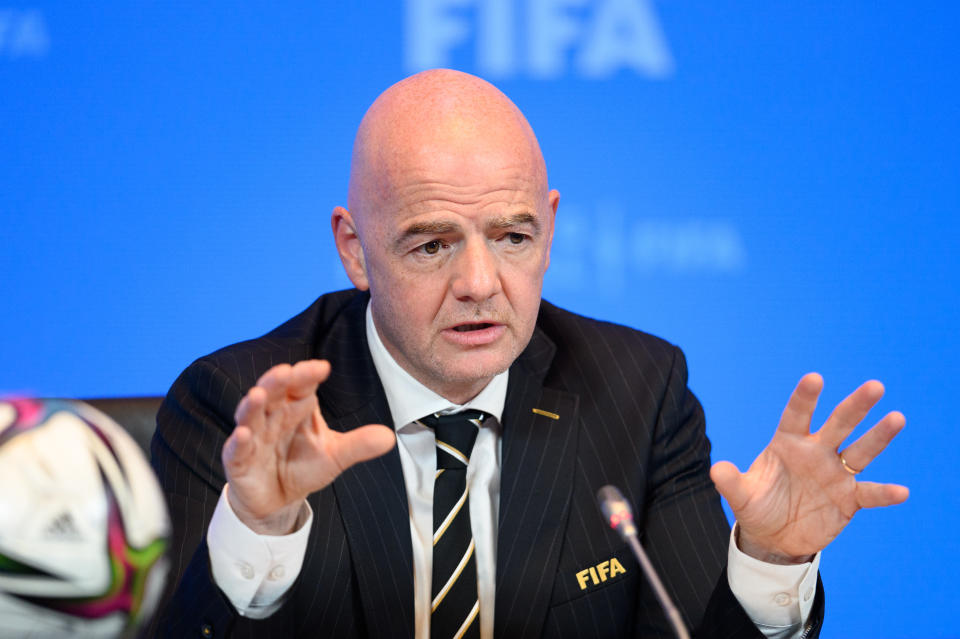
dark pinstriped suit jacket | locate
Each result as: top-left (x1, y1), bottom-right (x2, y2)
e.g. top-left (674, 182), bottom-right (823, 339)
top-left (149, 289), bottom-right (824, 638)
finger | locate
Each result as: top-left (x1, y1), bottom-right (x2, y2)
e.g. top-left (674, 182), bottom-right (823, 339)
top-left (257, 363), bottom-right (294, 405)
top-left (222, 425), bottom-right (254, 473)
top-left (777, 373), bottom-right (824, 436)
top-left (839, 411), bottom-right (905, 472)
top-left (709, 461), bottom-right (750, 512)
top-left (817, 380), bottom-right (885, 449)
top-left (328, 425), bottom-right (397, 472)
top-left (235, 386), bottom-right (268, 431)
top-left (855, 481), bottom-right (909, 509)
top-left (287, 360), bottom-right (331, 400)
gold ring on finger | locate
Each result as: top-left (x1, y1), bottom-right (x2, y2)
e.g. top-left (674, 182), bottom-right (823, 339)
top-left (839, 452), bottom-right (861, 475)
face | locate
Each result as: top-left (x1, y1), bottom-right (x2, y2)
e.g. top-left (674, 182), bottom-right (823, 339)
top-left (335, 145), bottom-right (559, 403)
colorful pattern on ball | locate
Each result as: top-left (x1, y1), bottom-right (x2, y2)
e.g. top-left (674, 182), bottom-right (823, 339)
top-left (0, 398), bottom-right (169, 631)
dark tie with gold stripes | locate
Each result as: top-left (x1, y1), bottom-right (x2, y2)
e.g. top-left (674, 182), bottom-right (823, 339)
top-left (420, 410), bottom-right (484, 639)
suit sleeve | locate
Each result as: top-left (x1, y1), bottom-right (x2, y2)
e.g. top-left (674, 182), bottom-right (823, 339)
top-left (143, 358), bottom-right (302, 638)
top-left (637, 346), bottom-right (824, 639)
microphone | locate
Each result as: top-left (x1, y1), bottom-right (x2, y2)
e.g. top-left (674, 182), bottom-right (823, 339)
top-left (597, 485), bottom-right (691, 639)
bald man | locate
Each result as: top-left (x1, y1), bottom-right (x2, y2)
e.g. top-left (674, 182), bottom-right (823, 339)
top-left (150, 70), bottom-right (907, 638)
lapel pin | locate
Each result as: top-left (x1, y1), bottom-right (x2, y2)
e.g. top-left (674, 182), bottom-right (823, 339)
top-left (532, 408), bottom-right (560, 420)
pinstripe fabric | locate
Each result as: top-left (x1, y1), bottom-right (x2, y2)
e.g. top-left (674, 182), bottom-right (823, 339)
top-left (147, 289), bottom-right (824, 639)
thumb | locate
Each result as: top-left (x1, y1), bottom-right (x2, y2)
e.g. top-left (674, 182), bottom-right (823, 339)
top-left (710, 460), bottom-right (749, 512)
top-left (329, 424), bottom-right (397, 471)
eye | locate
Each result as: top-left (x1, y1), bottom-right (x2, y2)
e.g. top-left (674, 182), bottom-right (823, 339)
top-left (508, 232), bottom-right (526, 245)
top-left (422, 240), bottom-right (442, 255)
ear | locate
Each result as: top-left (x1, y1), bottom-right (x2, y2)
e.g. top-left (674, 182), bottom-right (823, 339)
top-left (544, 189), bottom-right (560, 270)
top-left (331, 206), bottom-right (370, 290)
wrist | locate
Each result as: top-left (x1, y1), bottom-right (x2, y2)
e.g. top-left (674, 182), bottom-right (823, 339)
top-left (225, 485), bottom-right (302, 535)
top-left (736, 525), bottom-right (815, 565)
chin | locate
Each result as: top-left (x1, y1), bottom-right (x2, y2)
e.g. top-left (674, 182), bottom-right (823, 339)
top-left (439, 351), bottom-right (515, 384)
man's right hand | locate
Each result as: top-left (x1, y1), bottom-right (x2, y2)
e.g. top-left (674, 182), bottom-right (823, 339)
top-left (222, 359), bottom-right (396, 535)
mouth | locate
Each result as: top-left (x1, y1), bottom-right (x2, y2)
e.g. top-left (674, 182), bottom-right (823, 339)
top-left (452, 322), bottom-right (496, 332)
top-left (442, 321), bottom-right (506, 347)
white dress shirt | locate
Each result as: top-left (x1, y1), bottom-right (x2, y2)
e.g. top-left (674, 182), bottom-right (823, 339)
top-left (207, 303), bottom-right (820, 638)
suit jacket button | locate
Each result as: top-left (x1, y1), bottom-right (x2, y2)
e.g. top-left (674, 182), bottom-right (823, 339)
top-left (200, 623), bottom-right (214, 638)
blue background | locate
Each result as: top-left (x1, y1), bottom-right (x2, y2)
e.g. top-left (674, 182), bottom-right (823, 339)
top-left (1, 2), bottom-right (957, 637)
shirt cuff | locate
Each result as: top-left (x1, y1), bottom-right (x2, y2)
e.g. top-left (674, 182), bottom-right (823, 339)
top-left (727, 523), bottom-right (820, 638)
top-left (207, 484), bottom-right (313, 618)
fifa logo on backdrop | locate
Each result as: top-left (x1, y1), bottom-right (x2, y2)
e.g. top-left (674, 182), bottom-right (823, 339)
top-left (548, 202), bottom-right (747, 293)
top-left (0, 9), bottom-right (49, 58)
top-left (405, 0), bottom-right (674, 79)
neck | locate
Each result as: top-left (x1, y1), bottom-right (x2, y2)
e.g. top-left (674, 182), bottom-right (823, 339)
top-left (429, 378), bottom-right (493, 406)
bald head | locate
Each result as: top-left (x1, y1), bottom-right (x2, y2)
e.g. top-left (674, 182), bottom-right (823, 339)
top-left (347, 69), bottom-right (548, 223)
top-left (331, 70), bottom-right (560, 402)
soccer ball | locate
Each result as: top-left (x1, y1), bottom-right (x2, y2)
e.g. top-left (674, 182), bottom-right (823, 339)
top-left (0, 399), bottom-right (170, 638)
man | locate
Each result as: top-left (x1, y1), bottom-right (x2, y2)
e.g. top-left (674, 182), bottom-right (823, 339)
top-left (150, 69), bottom-right (907, 638)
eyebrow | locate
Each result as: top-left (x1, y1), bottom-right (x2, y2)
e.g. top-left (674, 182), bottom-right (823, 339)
top-left (395, 212), bottom-right (541, 248)
top-left (487, 212), bottom-right (540, 233)
top-left (399, 220), bottom-right (460, 239)
top-left (394, 220), bottom-right (459, 250)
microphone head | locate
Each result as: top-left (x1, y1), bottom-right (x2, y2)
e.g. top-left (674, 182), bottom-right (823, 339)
top-left (597, 485), bottom-right (638, 539)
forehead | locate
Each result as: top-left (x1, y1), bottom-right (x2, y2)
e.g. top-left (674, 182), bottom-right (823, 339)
top-left (374, 145), bottom-right (545, 228)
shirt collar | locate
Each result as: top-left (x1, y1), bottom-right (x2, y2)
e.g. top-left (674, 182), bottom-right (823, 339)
top-left (365, 302), bottom-right (508, 432)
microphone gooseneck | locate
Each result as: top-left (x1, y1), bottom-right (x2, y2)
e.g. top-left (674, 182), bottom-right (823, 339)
top-left (596, 485), bottom-right (691, 639)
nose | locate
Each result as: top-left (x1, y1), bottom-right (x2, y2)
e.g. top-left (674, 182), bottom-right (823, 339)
top-left (450, 238), bottom-right (502, 302)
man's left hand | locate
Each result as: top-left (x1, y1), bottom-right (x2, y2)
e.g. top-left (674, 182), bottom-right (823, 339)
top-left (710, 373), bottom-right (909, 564)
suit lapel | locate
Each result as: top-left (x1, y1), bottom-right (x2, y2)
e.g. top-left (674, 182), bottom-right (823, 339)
top-left (495, 326), bottom-right (580, 638)
top-left (329, 402), bottom-right (415, 639)
top-left (316, 292), bottom-right (415, 639)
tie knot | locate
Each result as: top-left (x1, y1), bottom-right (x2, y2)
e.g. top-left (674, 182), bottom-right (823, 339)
top-left (420, 410), bottom-right (484, 469)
